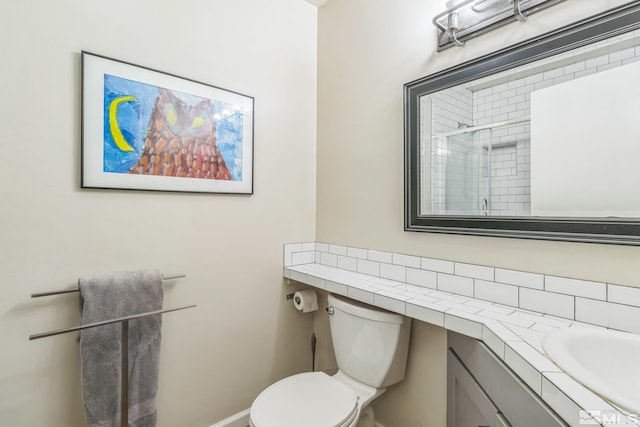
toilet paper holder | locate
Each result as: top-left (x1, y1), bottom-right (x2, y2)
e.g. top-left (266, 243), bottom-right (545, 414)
top-left (289, 290), bottom-right (319, 313)
top-left (285, 291), bottom-right (307, 305)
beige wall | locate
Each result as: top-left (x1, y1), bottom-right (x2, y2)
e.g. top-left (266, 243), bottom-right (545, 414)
top-left (0, 1), bottom-right (317, 426)
top-left (316, 0), bottom-right (639, 426)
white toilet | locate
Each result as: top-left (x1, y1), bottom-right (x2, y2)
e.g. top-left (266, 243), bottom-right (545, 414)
top-left (249, 293), bottom-right (412, 427)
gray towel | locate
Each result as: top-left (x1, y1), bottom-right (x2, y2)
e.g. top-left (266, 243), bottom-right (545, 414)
top-left (79, 269), bottom-right (164, 427)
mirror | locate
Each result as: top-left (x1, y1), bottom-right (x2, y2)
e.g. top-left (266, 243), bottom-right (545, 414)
top-left (404, 2), bottom-right (640, 245)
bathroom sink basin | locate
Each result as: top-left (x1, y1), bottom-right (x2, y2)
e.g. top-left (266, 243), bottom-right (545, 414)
top-left (542, 328), bottom-right (640, 414)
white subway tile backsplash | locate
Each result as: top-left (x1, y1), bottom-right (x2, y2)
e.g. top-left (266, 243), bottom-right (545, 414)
top-left (562, 61), bottom-right (585, 74)
top-left (357, 259), bottom-right (380, 276)
top-left (368, 250), bottom-right (393, 263)
top-left (284, 243), bottom-right (301, 266)
top-left (392, 253), bottom-right (421, 268)
top-left (292, 251), bottom-right (314, 265)
top-left (328, 244), bottom-right (347, 256)
top-left (543, 67), bottom-right (563, 80)
top-left (455, 262), bottom-right (494, 281)
top-left (286, 242), bottom-right (640, 344)
top-left (607, 284), bottom-right (640, 307)
top-left (346, 247), bottom-right (368, 260)
top-left (575, 298), bottom-right (640, 334)
top-left (406, 268), bottom-right (437, 289)
top-left (380, 263), bottom-right (406, 282)
top-left (525, 72), bottom-right (543, 85)
top-left (285, 243), bottom-right (302, 252)
top-left (438, 273), bottom-right (474, 297)
top-left (315, 242), bottom-right (329, 252)
top-left (320, 252), bottom-right (338, 267)
top-left (474, 279), bottom-right (519, 306)
top-left (495, 268), bottom-right (544, 290)
top-left (519, 288), bottom-right (574, 320)
top-left (420, 257), bottom-right (454, 274)
top-left (284, 252), bottom-right (293, 267)
top-left (337, 255), bottom-right (357, 272)
top-left (545, 276), bottom-right (606, 300)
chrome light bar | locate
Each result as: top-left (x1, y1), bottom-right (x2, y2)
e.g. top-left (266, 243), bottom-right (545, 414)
top-left (433, 0), bottom-right (566, 51)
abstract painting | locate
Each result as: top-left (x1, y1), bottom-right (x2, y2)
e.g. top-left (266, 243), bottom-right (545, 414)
top-left (82, 51), bottom-right (254, 194)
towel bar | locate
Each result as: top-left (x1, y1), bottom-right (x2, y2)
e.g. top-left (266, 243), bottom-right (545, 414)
top-left (30, 303), bottom-right (196, 426)
top-left (30, 273), bottom-right (186, 298)
top-left (29, 304), bottom-right (196, 340)
top-left (29, 272), bottom-right (194, 427)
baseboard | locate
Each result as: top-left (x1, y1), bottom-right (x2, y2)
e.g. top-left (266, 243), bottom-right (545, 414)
top-left (375, 422), bottom-right (389, 427)
top-left (209, 408), bottom-right (250, 427)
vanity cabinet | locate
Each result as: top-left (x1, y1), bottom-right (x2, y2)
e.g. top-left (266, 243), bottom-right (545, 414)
top-left (447, 331), bottom-right (567, 427)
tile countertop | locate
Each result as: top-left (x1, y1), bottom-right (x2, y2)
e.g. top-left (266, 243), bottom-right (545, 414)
top-left (284, 262), bottom-right (637, 427)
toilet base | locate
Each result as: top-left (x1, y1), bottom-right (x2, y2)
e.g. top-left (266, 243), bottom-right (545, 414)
top-left (356, 406), bottom-right (374, 427)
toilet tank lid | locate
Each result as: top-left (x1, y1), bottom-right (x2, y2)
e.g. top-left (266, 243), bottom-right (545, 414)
top-left (328, 294), bottom-right (406, 324)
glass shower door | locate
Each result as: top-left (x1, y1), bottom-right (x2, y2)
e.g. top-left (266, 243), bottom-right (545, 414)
top-left (431, 122), bottom-right (530, 216)
top-left (444, 131), bottom-right (481, 215)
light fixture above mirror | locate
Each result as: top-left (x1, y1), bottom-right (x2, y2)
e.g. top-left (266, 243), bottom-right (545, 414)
top-left (433, 0), bottom-right (566, 51)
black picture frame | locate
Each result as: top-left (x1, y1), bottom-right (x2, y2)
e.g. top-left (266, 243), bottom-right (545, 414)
top-left (82, 51), bottom-right (254, 194)
top-left (404, 2), bottom-right (640, 245)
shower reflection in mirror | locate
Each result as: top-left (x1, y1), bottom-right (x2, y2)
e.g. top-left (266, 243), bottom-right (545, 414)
top-left (419, 29), bottom-right (640, 218)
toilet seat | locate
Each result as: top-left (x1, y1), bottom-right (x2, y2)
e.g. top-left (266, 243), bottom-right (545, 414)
top-left (250, 372), bottom-right (359, 427)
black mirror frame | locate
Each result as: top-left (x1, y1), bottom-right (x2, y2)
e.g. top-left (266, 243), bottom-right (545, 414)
top-left (404, 2), bottom-right (640, 245)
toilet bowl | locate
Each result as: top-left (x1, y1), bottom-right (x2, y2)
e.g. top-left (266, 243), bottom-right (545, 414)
top-left (249, 371), bottom-right (361, 427)
top-left (249, 294), bottom-right (411, 427)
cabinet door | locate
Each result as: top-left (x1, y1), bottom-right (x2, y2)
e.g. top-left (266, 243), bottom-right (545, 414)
top-left (448, 331), bottom-right (568, 427)
top-left (448, 349), bottom-right (500, 427)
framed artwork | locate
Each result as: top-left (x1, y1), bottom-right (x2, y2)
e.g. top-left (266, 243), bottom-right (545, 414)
top-left (81, 51), bottom-right (254, 194)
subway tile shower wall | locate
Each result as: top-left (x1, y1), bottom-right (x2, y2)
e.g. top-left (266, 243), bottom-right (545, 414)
top-left (284, 242), bottom-right (640, 334)
top-left (430, 29), bottom-right (640, 216)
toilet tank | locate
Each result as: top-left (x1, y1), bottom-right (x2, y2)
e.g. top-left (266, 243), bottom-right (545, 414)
top-left (327, 294), bottom-right (411, 388)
